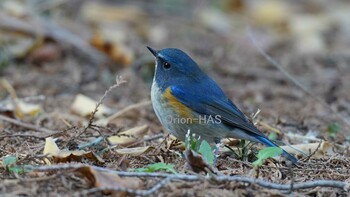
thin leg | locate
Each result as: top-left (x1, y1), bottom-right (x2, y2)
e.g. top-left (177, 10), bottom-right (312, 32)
top-left (213, 138), bottom-right (221, 166)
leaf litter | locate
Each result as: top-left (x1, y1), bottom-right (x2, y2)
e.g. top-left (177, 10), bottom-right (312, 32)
top-left (1, 0), bottom-right (350, 196)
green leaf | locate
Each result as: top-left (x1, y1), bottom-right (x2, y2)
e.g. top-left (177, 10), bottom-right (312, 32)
top-left (252, 147), bottom-right (283, 168)
top-left (3, 156), bottom-right (17, 166)
top-left (3, 156), bottom-right (32, 174)
top-left (198, 140), bottom-right (215, 165)
top-left (8, 167), bottom-right (24, 174)
top-left (134, 162), bottom-right (177, 174)
top-left (8, 165), bottom-right (33, 174)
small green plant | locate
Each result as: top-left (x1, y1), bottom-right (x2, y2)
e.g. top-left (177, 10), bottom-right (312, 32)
top-left (185, 130), bottom-right (215, 165)
top-left (327, 122), bottom-right (341, 138)
top-left (252, 147), bottom-right (283, 167)
top-left (185, 131), bottom-right (201, 151)
top-left (3, 155), bottom-right (32, 174)
top-left (133, 162), bottom-right (177, 174)
top-left (225, 139), bottom-right (257, 162)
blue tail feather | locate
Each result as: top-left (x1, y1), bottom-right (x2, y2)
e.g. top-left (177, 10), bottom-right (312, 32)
top-left (255, 135), bottom-right (298, 164)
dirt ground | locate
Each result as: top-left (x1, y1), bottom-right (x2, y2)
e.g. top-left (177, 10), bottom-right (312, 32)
top-left (1, 0), bottom-right (350, 196)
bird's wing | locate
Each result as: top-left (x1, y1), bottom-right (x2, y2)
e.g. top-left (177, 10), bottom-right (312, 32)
top-left (169, 85), bottom-right (265, 137)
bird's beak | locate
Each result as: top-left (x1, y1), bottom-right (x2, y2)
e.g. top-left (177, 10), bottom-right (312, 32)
top-left (147, 46), bottom-right (158, 57)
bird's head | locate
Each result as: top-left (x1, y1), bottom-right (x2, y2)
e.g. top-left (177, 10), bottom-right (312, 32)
top-left (147, 47), bottom-right (204, 90)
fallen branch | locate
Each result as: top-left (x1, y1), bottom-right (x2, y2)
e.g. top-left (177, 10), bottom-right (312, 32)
top-left (0, 13), bottom-right (106, 64)
top-left (247, 27), bottom-right (350, 132)
top-left (78, 76), bottom-right (126, 137)
top-left (32, 163), bottom-right (349, 196)
top-left (0, 114), bottom-right (56, 134)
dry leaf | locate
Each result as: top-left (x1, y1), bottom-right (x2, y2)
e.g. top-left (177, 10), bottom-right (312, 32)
top-left (114, 146), bottom-right (153, 156)
top-left (70, 94), bottom-right (112, 119)
top-left (0, 99), bottom-right (43, 119)
top-left (43, 137), bottom-right (60, 155)
top-left (54, 150), bottom-right (105, 163)
top-left (43, 137), bottom-right (60, 164)
top-left (16, 100), bottom-right (42, 118)
top-left (107, 125), bottom-right (148, 145)
top-left (79, 166), bottom-right (141, 196)
top-left (280, 141), bottom-right (335, 159)
top-left (43, 137), bottom-right (105, 163)
top-left (184, 149), bottom-right (217, 174)
top-left (90, 31), bottom-right (134, 65)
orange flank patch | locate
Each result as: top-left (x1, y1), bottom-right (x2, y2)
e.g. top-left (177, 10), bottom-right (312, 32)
top-left (163, 87), bottom-right (195, 122)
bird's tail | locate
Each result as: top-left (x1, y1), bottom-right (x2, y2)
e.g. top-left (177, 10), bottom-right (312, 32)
top-left (255, 135), bottom-right (298, 164)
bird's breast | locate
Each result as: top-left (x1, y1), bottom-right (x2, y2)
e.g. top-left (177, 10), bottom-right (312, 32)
top-left (151, 83), bottom-right (195, 122)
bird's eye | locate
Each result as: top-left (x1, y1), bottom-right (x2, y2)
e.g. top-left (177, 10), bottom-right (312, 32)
top-left (163, 62), bottom-right (171, 69)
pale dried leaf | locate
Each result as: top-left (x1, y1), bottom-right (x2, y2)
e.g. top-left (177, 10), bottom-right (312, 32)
top-left (43, 137), bottom-right (60, 164)
top-left (107, 125), bottom-right (148, 145)
top-left (43, 137), bottom-right (60, 155)
top-left (17, 100), bottom-right (42, 117)
top-left (114, 146), bottom-right (153, 156)
top-left (280, 141), bottom-right (334, 159)
top-left (70, 94), bottom-right (112, 119)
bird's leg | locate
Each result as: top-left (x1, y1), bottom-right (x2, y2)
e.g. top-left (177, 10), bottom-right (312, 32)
top-left (213, 138), bottom-right (221, 166)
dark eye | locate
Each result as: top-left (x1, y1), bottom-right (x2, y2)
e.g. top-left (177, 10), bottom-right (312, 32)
top-left (163, 62), bottom-right (171, 69)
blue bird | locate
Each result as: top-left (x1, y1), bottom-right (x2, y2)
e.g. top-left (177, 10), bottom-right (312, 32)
top-left (147, 46), bottom-right (297, 164)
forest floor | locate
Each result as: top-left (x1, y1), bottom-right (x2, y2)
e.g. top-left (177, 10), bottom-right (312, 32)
top-left (1, 0), bottom-right (350, 196)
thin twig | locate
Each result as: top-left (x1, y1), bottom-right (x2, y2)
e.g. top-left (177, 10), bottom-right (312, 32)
top-left (0, 114), bottom-right (56, 134)
top-left (77, 76), bottom-right (126, 137)
top-left (0, 133), bottom-right (44, 139)
top-left (32, 164), bottom-right (349, 194)
top-left (247, 27), bottom-right (350, 132)
top-left (301, 140), bottom-right (323, 162)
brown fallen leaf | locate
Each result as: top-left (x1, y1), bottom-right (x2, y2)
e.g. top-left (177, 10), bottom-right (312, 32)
top-left (90, 30), bottom-right (134, 66)
top-left (107, 125), bottom-right (148, 145)
top-left (79, 166), bottom-right (142, 196)
top-left (184, 149), bottom-right (217, 174)
top-left (54, 150), bottom-right (104, 163)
